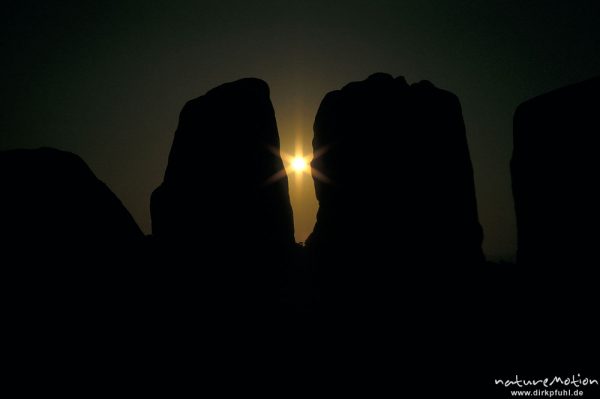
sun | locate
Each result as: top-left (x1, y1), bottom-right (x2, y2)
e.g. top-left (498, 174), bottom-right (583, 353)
top-left (291, 156), bottom-right (308, 173)
top-left (265, 140), bottom-right (329, 186)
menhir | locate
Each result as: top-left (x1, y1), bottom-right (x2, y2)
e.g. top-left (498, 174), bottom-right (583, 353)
top-left (0, 147), bottom-right (143, 259)
top-left (511, 76), bottom-right (600, 268)
top-left (307, 73), bottom-right (484, 274)
top-left (150, 78), bottom-right (296, 305)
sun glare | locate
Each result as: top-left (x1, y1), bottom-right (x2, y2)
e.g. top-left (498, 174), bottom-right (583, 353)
top-left (291, 156), bottom-right (308, 173)
top-left (265, 140), bottom-right (329, 186)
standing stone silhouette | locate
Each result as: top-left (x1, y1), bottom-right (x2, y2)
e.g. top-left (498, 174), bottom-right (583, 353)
top-left (0, 147), bottom-right (143, 258)
top-left (150, 78), bottom-right (296, 308)
top-left (505, 77), bottom-right (600, 377)
top-left (306, 73), bottom-right (484, 302)
top-left (511, 76), bottom-right (600, 267)
top-left (1, 147), bottom-right (145, 347)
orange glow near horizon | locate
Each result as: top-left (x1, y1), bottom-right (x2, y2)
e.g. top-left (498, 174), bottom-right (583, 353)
top-left (265, 129), bottom-right (325, 242)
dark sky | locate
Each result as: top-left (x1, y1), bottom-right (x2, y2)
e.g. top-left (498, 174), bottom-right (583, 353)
top-left (2, 0), bottom-right (599, 260)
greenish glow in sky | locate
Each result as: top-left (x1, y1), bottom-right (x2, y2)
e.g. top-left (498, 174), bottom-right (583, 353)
top-left (2, 0), bottom-right (599, 260)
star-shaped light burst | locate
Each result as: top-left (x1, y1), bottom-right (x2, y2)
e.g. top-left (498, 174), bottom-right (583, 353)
top-left (290, 156), bottom-right (308, 174)
top-left (265, 143), bottom-right (330, 186)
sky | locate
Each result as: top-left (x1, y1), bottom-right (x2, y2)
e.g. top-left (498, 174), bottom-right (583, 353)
top-left (2, 0), bottom-right (599, 260)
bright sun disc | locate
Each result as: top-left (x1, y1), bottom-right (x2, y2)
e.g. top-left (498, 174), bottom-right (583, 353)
top-left (291, 157), bottom-right (308, 173)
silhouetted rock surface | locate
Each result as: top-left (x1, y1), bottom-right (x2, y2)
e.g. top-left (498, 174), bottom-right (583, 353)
top-left (1, 147), bottom-right (147, 360)
top-left (502, 78), bottom-right (600, 381)
top-left (302, 74), bottom-right (487, 387)
top-left (306, 73), bottom-right (484, 279)
top-left (511, 76), bottom-right (600, 267)
top-left (150, 78), bottom-right (296, 309)
top-left (0, 147), bottom-right (143, 255)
